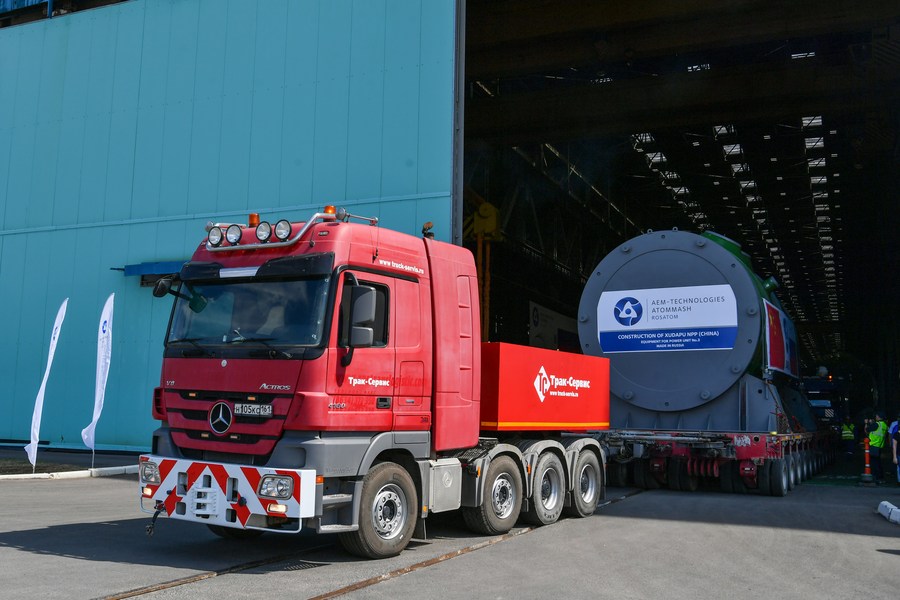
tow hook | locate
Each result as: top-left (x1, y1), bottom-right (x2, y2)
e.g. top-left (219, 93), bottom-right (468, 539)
top-left (146, 501), bottom-right (165, 537)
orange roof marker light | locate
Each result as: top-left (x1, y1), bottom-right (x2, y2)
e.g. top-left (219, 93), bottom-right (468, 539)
top-left (323, 205), bottom-right (336, 215)
top-left (248, 213), bottom-right (260, 228)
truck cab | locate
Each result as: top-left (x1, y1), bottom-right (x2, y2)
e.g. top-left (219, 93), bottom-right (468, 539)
top-left (140, 207), bottom-right (607, 558)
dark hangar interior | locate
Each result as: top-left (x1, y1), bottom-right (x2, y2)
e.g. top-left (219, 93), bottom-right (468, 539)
top-left (462, 0), bottom-right (900, 412)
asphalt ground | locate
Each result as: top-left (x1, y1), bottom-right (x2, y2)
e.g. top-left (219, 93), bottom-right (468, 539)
top-left (0, 454), bottom-right (898, 600)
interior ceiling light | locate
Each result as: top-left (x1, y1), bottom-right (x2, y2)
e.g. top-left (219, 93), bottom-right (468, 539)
top-left (802, 115), bottom-right (823, 127)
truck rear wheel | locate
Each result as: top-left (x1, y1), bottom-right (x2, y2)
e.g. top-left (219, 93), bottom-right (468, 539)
top-left (564, 451), bottom-right (602, 518)
top-left (338, 462), bottom-right (417, 559)
top-left (524, 452), bottom-right (565, 525)
top-left (463, 455), bottom-right (522, 535)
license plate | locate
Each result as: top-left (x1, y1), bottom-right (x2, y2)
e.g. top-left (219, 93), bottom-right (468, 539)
top-left (234, 403), bottom-right (272, 417)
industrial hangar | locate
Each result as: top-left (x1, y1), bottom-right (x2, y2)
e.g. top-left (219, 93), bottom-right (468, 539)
top-left (0, 0), bottom-right (898, 449)
top-left (462, 0), bottom-right (900, 413)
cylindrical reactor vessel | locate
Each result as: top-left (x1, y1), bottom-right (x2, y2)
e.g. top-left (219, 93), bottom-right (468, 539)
top-left (578, 230), bottom-right (813, 433)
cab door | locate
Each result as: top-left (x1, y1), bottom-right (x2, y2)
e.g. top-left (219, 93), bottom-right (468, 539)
top-left (325, 270), bottom-right (395, 431)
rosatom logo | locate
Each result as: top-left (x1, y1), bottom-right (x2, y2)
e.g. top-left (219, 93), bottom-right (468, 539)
top-left (614, 297), bottom-right (643, 326)
top-left (534, 366), bottom-right (551, 403)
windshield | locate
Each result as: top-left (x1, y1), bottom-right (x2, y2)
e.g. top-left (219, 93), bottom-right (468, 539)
top-left (168, 276), bottom-right (330, 348)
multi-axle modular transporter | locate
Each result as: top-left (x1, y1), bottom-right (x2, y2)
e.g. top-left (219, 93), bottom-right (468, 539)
top-left (578, 229), bottom-right (835, 495)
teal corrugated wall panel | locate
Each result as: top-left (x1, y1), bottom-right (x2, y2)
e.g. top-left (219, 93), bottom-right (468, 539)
top-left (0, 0), bottom-right (458, 451)
top-left (105, 109), bottom-right (137, 221)
top-left (187, 96), bottom-right (224, 215)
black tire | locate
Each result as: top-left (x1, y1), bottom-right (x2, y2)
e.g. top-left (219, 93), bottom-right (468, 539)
top-left (769, 458), bottom-right (788, 496)
top-left (678, 462), bottom-right (699, 492)
top-left (564, 451), bottom-right (602, 518)
top-left (462, 455), bottom-right (522, 535)
top-left (667, 459), bottom-right (682, 491)
top-left (608, 461), bottom-right (627, 487)
top-left (338, 462), bottom-right (417, 559)
top-left (719, 461), bottom-right (735, 493)
top-left (786, 454), bottom-right (797, 490)
top-left (633, 460), bottom-right (647, 489)
top-left (207, 524), bottom-right (264, 540)
top-left (758, 460), bottom-right (772, 495)
top-left (524, 452), bottom-right (566, 525)
top-left (799, 451), bottom-right (808, 481)
top-left (731, 461), bottom-right (748, 494)
top-left (636, 459), bottom-right (660, 490)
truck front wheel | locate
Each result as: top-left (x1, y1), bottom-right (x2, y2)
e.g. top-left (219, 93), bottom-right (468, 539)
top-left (462, 455), bottom-right (522, 535)
top-left (338, 462), bottom-right (417, 559)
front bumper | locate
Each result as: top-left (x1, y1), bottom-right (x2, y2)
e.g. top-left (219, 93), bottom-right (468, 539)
top-left (139, 455), bottom-right (316, 533)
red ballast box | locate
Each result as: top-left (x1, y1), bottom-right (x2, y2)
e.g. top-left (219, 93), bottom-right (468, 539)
top-left (479, 342), bottom-right (610, 432)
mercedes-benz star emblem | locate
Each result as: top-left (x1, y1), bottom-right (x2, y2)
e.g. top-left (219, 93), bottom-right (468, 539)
top-left (209, 402), bottom-right (233, 435)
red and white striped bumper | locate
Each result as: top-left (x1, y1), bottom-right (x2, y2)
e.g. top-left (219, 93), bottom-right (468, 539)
top-left (139, 455), bottom-right (316, 532)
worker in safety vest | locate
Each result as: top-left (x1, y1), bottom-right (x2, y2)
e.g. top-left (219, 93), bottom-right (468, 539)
top-left (866, 412), bottom-right (889, 484)
top-left (890, 412), bottom-right (900, 484)
top-left (841, 416), bottom-right (856, 456)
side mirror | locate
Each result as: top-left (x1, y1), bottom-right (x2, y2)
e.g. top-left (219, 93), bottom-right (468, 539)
top-left (153, 278), bottom-right (207, 313)
top-left (348, 285), bottom-right (376, 348)
top-left (152, 278), bottom-right (173, 298)
top-left (341, 285), bottom-right (377, 367)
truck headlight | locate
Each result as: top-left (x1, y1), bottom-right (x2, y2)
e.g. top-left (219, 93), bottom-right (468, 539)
top-left (140, 461), bottom-right (161, 484)
top-left (258, 475), bottom-right (293, 499)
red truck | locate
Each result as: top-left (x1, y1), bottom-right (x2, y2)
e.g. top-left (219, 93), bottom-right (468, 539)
top-left (139, 206), bottom-right (610, 558)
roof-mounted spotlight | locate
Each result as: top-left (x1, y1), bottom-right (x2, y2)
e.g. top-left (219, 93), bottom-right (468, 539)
top-left (274, 220), bottom-right (292, 241)
top-left (225, 224), bottom-right (242, 245)
top-left (208, 226), bottom-right (224, 247)
top-left (256, 221), bottom-right (272, 242)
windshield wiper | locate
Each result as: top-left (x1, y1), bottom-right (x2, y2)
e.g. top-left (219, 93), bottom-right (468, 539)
top-left (230, 333), bottom-right (293, 359)
top-left (168, 337), bottom-right (214, 357)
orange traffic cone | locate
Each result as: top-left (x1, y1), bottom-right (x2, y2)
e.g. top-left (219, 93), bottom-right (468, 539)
top-left (860, 437), bottom-right (875, 485)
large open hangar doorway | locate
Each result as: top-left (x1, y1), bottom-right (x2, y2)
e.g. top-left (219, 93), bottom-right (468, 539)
top-left (460, 1), bottom-right (900, 409)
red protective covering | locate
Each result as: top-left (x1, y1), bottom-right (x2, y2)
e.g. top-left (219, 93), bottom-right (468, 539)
top-left (480, 343), bottom-right (609, 432)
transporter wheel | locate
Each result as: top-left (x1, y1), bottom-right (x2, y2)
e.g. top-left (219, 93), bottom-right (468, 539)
top-left (338, 462), bottom-right (417, 559)
top-left (667, 459), bottom-right (682, 492)
top-left (524, 452), bottom-right (565, 526)
top-left (731, 462), bottom-right (748, 494)
top-left (757, 460), bottom-right (772, 495)
top-left (678, 462), bottom-right (699, 492)
top-left (462, 455), bottom-right (522, 535)
top-left (207, 525), bottom-right (264, 540)
top-left (786, 454), bottom-right (797, 490)
top-left (799, 451), bottom-right (809, 481)
top-left (769, 458), bottom-right (789, 496)
top-left (719, 462), bottom-right (735, 494)
top-left (564, 451), bottom-right (602, 518)
top-left (608, 461), bottom-right (628, 487)
top-left (634, 460), bottom-right (660, 490)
